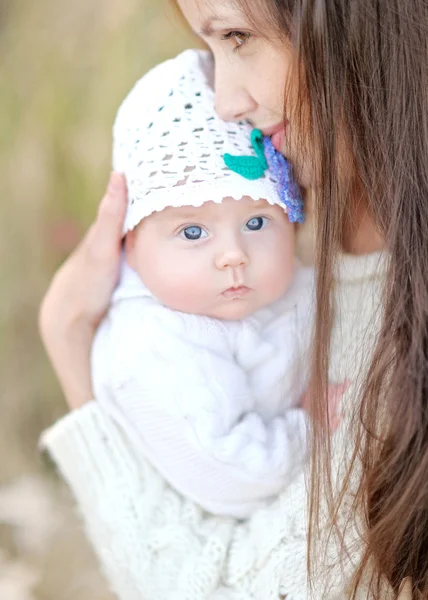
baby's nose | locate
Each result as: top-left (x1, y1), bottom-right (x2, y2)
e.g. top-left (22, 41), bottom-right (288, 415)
top-left (215, 248), bottom-right (249, 270)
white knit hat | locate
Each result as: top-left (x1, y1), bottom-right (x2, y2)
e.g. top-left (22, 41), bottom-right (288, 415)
top-left (112, 49), bottom-right (283, 234)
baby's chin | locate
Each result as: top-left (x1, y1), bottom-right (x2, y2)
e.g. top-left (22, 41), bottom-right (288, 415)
top-left (171, 289), bottom-right (289, 321)
top-left (167, 299), bottom-right (257, 321)
top-left (205, 301), bottom-right (260, 321)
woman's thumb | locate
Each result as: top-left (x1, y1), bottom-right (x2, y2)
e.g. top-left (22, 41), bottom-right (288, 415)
top-left (98, 171), bottom-right (127, 222)
top-left (85, 172), bottom-right (127, 262)
top-left (98, 170), bottom-right (127, 227)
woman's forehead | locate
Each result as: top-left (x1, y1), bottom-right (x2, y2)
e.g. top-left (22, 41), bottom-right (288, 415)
top-left (177, 0), bottom-right (250, 31)
top-left (177, 0), bottom-right (282, 38)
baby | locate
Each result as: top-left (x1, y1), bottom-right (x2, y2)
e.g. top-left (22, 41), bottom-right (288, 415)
top-left (92, 50), bottom-right (317, 518)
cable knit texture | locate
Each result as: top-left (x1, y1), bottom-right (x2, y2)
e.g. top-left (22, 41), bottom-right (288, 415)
top-left (91, 259), bottom-right (314, 518)
top-left (42, 251), bottom-right (389, 600)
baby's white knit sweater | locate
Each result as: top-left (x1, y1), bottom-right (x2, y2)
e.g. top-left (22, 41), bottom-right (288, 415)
top-left (91, 260), bottom-right (313, 518)
top-left (42, 251), bottom-right (388, 600)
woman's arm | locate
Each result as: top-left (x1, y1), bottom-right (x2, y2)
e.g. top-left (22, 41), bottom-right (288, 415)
top-left (41, 401), bottom-right (312, 600)
top-left (39, 171), bottom-right (127, 410)
top-left (41, 403), bottom-right (237, 600)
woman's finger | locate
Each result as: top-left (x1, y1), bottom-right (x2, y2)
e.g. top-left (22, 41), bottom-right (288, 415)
top-left (397, 577), bottom-right (422, 599)
top-left (85, 171), bottom-right (127, 263)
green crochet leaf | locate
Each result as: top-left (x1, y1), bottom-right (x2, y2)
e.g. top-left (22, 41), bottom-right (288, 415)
top-left (223, 154), bottom-right (267, 180)
top-left (250, 129), bottom-right (267, 169)
top-left (223, 129), bottom-right (268, 180)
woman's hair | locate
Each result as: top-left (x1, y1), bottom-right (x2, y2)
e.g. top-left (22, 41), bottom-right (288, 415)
top-left (234, 0), bottom-right (428, 597)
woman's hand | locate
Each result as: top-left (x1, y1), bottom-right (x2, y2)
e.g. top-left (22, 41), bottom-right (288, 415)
top-left (301, 381), bottom-right (348, 432)
top-left (396, 578), bottom-right (422, 599)
top-left (39, 172), bottom-right (127, 410)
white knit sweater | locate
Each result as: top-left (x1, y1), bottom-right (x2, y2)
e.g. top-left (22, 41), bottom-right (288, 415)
top-left (42, 250), bottom-right (388, 600)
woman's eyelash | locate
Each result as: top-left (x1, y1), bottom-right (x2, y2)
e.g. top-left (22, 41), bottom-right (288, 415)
top-left (220, 31), bottom-right (252, 52)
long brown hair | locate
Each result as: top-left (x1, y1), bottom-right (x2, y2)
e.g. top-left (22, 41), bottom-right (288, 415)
top-left (234, 0), bottom-right (428, 597)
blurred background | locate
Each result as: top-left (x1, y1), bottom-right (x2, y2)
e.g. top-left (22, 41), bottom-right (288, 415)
top-left (0, 0), bottom-right (196, 597)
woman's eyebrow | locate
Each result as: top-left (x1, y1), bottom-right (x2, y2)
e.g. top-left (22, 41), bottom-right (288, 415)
top-left (200, 16), bottom-right (253, 38)
top-left (200, 12), bottom-right (243, 37)
top-left (200, 19), bottom-right (221, 37)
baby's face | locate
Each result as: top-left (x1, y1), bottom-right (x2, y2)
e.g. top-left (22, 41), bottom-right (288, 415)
top-left (126, 197), bottom-right (295, 320)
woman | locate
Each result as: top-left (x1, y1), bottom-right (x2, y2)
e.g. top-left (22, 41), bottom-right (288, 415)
top-left (39, 0), bottom-right (428, 598)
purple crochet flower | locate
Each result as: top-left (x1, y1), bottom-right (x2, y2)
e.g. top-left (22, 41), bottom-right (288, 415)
top-left (263, 136), bottom-right (305, 224)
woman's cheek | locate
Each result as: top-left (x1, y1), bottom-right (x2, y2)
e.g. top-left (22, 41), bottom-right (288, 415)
top-left (296, 161), bottom-right (313, 190)
top-left (282, 135), bottom-right (314, 190)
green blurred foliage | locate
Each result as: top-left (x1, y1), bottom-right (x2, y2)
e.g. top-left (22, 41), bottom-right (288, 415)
top-left (0, 0), bottom-right (198, 461)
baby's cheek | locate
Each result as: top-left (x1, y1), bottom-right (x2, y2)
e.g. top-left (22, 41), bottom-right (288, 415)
top-left (158, 271), bottom-right (210, 314)
top-left (262, 269), bottom-right (292, 303)
top-left (260, 237), bottom-right (295, 301)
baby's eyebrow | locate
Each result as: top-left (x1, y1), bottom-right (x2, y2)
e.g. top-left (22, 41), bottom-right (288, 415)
top-left (176, 208), bottom-right (205, 217)
top-left (160, 209), bottom-right (207, 222)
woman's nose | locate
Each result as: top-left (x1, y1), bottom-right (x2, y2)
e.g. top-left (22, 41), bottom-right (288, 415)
top-left (214, 62), bottom-right (257, 122)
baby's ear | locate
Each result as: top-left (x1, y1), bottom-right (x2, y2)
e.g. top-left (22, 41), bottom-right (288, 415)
top-left (124, 229), bottom-right (136, 268)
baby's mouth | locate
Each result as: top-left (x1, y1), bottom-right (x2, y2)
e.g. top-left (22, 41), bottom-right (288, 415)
top-left (221, 286), bottom-right (251, 299)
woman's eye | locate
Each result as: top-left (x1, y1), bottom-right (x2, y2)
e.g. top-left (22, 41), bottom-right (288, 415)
top-left (245, 216), bottom-right (269, 231)
top-left (180, 225), bottom-right (208, 240)
top-left (220, 31), bottom-right (252, 52)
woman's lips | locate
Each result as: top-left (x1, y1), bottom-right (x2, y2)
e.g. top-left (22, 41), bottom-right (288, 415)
top-left (271, 128), bottom-right (286, 152)
top-left (260, 122), bottom-right (287, 152)
top-left (222, 286), bottom-right (250, 299)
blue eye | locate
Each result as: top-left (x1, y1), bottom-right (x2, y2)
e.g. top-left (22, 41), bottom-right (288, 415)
top-left (180, 225), bottom-right (208, 240)
top-left (245, 216), bottom-right (268, 231)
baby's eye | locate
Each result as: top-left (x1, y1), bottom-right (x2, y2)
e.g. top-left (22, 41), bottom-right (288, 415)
top-left (245, 216), bottom-right (269, 231)
top-left (180, 225), bottom-right (208, 240)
